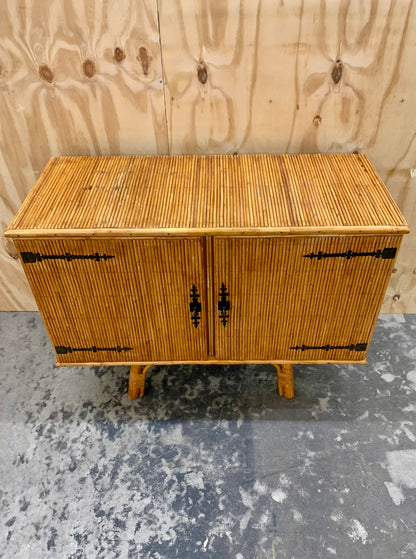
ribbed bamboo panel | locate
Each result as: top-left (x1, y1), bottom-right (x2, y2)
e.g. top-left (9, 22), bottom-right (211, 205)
top-left (14, 238), bottom-right (208, 364)
top-left (6, 153), bottom-right (409, 375)
top-left (214, 235), bottom-right (402, 361)
top-left (5, 154), bottom-right (408, 237)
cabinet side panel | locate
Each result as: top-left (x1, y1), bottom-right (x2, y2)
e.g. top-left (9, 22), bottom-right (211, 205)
top-left (14, 238), bottom-right (208, 363)
top-left (214, 235), bottom-right (401, 361)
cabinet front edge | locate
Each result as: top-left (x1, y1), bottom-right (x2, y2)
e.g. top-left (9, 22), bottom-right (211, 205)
top-left (55, 359), bottom-right (367, 367)
top-left (4, 225), bottom-right (409, 239)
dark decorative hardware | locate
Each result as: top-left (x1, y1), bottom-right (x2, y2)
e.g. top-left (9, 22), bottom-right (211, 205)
top-left (55, 345), bottom-right (132, 355)
top-left (303, 247), bottom-right (396, 261)
top-left (218, 283), bottom-right (230, 326)
top-left (290, 343), bottom-right (367, 352)
top-left (21, 252), bottom-right (114, 264)
top-left (189, 284), bottom-right (202, 328)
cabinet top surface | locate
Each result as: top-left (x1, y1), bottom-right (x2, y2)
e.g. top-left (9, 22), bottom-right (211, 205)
top-left (6, 153), bottom-right (408, 237)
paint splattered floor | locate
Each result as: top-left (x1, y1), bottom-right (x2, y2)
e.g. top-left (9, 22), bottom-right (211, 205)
top-left (1, 312), bottom-right (416, 559)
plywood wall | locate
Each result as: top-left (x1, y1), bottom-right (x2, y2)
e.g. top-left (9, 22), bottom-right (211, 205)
top-left (1, 0), bottom-right (415, 312)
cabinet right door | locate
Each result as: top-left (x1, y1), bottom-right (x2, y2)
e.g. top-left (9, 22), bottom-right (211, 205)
top-left (213, 235), bottom-right (401, 362)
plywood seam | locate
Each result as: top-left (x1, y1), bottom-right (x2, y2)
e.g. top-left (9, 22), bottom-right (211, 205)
top-left (156, 0), bottom-right (170, 155)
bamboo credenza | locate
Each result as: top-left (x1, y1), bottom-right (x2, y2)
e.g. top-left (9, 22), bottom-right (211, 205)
top-left (5, 154), bottom-right (409, 400)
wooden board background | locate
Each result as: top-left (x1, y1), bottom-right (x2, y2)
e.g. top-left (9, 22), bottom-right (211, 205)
top-left (1, 0), bottom-right (415, 312)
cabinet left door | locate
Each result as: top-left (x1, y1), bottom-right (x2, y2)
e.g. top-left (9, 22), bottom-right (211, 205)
top-left (14, 237), bottom-right (208, 364)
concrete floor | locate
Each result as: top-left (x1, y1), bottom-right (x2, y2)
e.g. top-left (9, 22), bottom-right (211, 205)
top-left (0, 312), bottom-right (416, 559)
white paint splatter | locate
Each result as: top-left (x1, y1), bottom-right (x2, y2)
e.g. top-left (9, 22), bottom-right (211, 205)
top-left (348, 519), bottom-right (368, 544)
top-left (327, 547), bottom-right (337, 555)
top-left (318, 397), bottom-right (330, 411)
top-left (160, 423), bottom-right (183, 444)
top-left (293, 509), bottom-right (302, 522)
top-left (406, 370), bottom-right (416, 391)
top-left (239, 488), bottom-right (255, 509)
top-left (306, 430), bottom-right (314, 440)
top-left (279, 473), bottom-right (291, 488)
top-left (335, 429), bottom-right (348, 442)
top-left (381, 373), bottom-right (396, 383)
top-left (239, 509), bottom-right (252, 534)
top-left (330, 510), bottom-right (343, 523)
top-left (271, 489), bottom-right (287, 503)
top-left (357, 410), bottom-right (369, 421)
top-left (401, 423), bottom-right (416, 442)
top-left (185, 471), bottom-right (204, 489)
top-left (254, 480), bottom-right (268, 495)
top-left (386, 450), bottom-right (416, 488)
top-left (384, 482), bottom-right (405, 506)
top-left (374, 413), bottom-right (388, 422)
top-left (258, 512), bottom-right (270, 529)
top-left (403, 404), bottom-right (416, 412)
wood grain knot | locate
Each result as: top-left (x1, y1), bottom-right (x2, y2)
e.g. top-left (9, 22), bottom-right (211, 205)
top-left (39, 64), bottom-right (54, 83)
top-left (331, 59), bottom-right (343, 84)
top-left (313, 114), bottom-right (322, 127)
top-left (113, 47), bottom-right (126, 64)
top-left (82, 58), bottom-right (96, 79)
top-left (197, 61), bottom-right (208, 84)
top-left (138, 47), bottom-right (151, 75)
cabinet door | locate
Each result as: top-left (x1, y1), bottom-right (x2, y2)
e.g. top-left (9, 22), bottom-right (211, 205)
top-left (15, 237), bottom-right (208, 363)
top-left (214, 235), bottom-right (400, 362)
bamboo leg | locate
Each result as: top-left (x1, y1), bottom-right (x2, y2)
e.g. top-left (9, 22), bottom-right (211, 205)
top-left (128, 365), bottom-right (151, 400)
top-left (273, 364), bottom-right (294, 399)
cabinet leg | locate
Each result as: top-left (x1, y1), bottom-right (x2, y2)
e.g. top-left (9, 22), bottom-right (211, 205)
top-left (128, 365), bottom-right (151, 400)
top-left (273, 364), bottom-right (294, 399)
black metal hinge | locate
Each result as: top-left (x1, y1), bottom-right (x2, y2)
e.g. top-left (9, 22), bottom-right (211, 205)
top-left (303, 247), bottom-right (396, 261)
top-left (290, 343), bottom-right (367, 352)
top-left (21, 252), bottom-right (114, 263)
top-left (56, 345), bottom-right (132, 354)
top-left (189, 284), bottom-right (202, 329)
top-left (218, 283), bottom-right (230, 327)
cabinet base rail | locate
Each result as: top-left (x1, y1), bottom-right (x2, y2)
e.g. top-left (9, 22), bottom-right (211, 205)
top-left (128, 363), bottom-right (295, 400)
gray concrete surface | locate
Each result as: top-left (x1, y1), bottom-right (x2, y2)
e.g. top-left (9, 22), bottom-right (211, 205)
top-left (1, 312), bottom-right (416, 558)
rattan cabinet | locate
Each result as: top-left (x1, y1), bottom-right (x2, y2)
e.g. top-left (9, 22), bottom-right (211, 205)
top-left (5, 154), bottom-right (408, 400)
